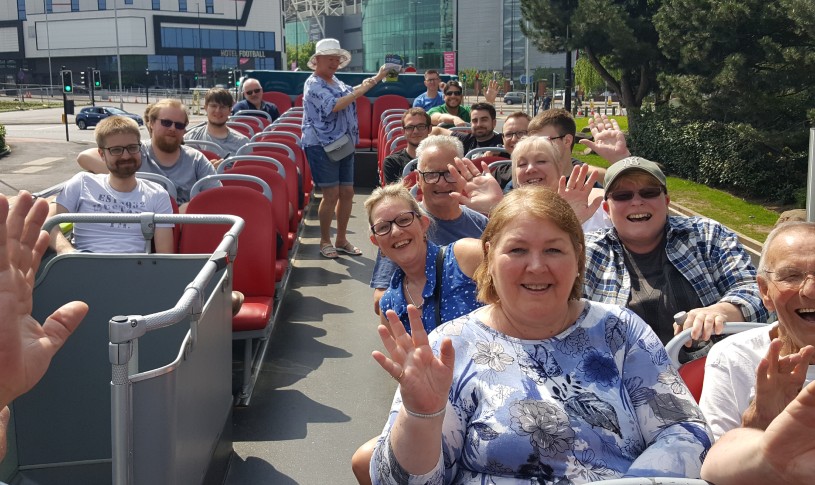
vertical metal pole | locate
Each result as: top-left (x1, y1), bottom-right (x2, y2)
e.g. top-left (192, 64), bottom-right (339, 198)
top-left (113, 0), bottom-right (124, 110)
top-left (524, 20), bottom-right (530, 114)
top-left (62, 87), bottom-right (69, 142)
top-left (44, 0), bottom-right (53, 96)
top-left (808, 128), bottom-right (815, 222)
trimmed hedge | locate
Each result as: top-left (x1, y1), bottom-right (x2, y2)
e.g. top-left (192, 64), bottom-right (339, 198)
top-left (629, 106), bottom-right (807, 204)
top-left (0, 123), bottom-right (5, 153)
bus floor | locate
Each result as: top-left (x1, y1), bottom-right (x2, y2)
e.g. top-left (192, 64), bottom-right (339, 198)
top-left (225, 188), bottom-right (396, 485)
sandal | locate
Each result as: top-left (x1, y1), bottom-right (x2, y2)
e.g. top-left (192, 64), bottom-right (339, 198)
top-left (335, 241), bottom-right (362, 256)
top-left (319, 243), bottom-right (338, 259)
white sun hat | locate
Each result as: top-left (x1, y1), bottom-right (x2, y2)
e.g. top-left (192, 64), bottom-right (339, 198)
top-left (307, 38), bottom-right (352, 70)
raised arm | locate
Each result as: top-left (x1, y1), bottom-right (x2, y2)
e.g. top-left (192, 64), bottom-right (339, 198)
top-left (447, 157), bottom-right (503, 215)
top-left (333, 65), bottom-right (388, 113)
top-left (578, 113), bottom-right (631, 164)
top-left (484, 80), bottom-right (498, 105)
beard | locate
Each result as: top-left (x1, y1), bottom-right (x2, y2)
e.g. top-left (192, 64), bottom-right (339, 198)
top-left (107, 158), bottom-right (141, 178)
top-left (153, 133), bottom-right (183, 153)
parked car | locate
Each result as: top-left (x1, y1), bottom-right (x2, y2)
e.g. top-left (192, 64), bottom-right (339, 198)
top-left (75, 106), bottom-right (144, 130)
top-left (503, 91), bottom-right (526, 105)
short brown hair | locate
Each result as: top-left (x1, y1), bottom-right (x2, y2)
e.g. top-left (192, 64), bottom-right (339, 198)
top-left (424, 69), bottom-right (439, 78)
top-left (402, 107), bottom-right (431, 127)
top-left (474, 185), bottom-right (585, 304)
top-left (148, 98), bottom-right (189, 127)
top-left (95, 115), bottom-right (140, 148)
top-left (204, 88), bottom-right (234, 107)
top-left (506, 111), bottom-right (532, 123)
top-left (528, 109), bottom-right (576, 147)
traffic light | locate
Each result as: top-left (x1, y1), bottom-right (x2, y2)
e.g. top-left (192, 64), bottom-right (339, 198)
top-left (61, 70), bottom-right (73, 93)
top-left (227, 70), bottom-right (234, 85)
top-left (233, 69), bottom-right (242, 87)
top-left (80, 71), bottom-right (86, 86)
top-left (93, 70), bottom-right (101, 88)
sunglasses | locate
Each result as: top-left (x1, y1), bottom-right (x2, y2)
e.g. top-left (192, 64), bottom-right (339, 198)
top-left (445, 90), bottom-right (462, 96)
top-left (244, 88), bottom-right (261, 95)
top-left (158, 118), bottom-right (187, 130)
top-left (371, 211), bottom-right (418, 236)
top-left (606, 186), bottom-right (665, 202)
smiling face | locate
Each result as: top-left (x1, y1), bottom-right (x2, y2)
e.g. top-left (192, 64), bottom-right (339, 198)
top-left (759, 227), bottom-right (815, 353)
top-left (511, 137), bottom-right (562, 189)
top-left (206, 101), bottom-right (231, 127)
top-left (603, 171), bottom-right (670, 254)
top-left (241, 79), bottom-right (264, 107)
top-left (151, 106), bottom-right (187, 153)
top-left (470, 108), bottom-right (497, 141)
top-left (314, 55), bottom-right (343, 78)
top-left (403, 113), bottom-right (430, 148)
top-left (368, 197), bottom-right (430, 267)
top-left (487, 214), bottom-right (579, 329)
top-left (532, 124), bottom-right (573, 174)
top-left (100, 132), bottom-right (142, 178)
top-left (502, 116), bottom-right (530, 153)
top-left (417, 144), bottom-right (464, 212)
top-left (443, 85), bottom-right (463, 109)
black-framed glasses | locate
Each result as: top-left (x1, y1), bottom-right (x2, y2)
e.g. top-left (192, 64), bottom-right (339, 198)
top-left (547, 134), bottom-right (567, 141)
top-left (371, 211), bottom-right (418, 236)
top-left (404, 124), bottom-right (429, 133)
top-left (504, 130), bottom-right (528, 140)
top-left (606, 186), bottom-right (665, 202)
top-left (417, 170), bottom-right (457, 184)
top-left (445, 90), bottom-right (462, 96)
top-left (101, 143), bottom-right (141, 156)
top-left (244, 88), bottom-right (261, 95)
top-left (158, 118), bottom-right (187, 130)
top-left (764, 268), bottom-right (815, 290)
top-left (206, 103), bottom-right (230, 111)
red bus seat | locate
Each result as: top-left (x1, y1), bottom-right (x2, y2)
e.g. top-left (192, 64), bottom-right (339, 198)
top-left (262, 91), bottom-right (293, 113)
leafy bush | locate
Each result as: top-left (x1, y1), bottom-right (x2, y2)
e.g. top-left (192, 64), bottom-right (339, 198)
top-left (629, 106), bottom-right (807, 204)
top-left (0, 123), bottom-right (5, 152)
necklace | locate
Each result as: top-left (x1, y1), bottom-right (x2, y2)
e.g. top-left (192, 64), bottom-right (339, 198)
top-left (404, 275), bottom-right (424, 309)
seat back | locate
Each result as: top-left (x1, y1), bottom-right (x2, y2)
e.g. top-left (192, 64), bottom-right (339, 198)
top-left (467, 146), bottom-right (510, 159)
top-left (233, 109), bottom-right (273, 123)
top-left (372, 95), bottom-right (410, 146)
top-left (229, 115), bottom-right (266, 133)
top-left (665, 322), bottom-right (767, 403)
top-left (226, 120), bottom-right (255, 138)
top-left (356, 95), bottom-right (372, 149)
top-left (232, 145), bottom-right (303, 213)
top-left (262, 91), bottom-right (292, 113)
top-left (183, 140), bottom-right (227, 159)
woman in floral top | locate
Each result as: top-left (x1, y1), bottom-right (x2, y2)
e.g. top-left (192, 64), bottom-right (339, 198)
top-left (370, 185), bottom-right (712, 484)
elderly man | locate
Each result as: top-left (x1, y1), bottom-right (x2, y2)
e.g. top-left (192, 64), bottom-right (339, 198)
top-left (231, 77), bottom-right (280, 122)
top-left (700, 221), bottom-right (815, 440)
top-left (584, 157), bottom-right (768, 346)
top-left (412, 69), bottom-right (444, 111)
top-left (53, 116), bottom-right (174, 254)
top-left (77, 98), bottom-right (218, 211)
top-left (382, 108), bottom-right (431, 184)
top-left (370, 135), bottom-right (488, 314)
top-left (427, 80), bottom-right (498, 126)
top-left (185, 87), bottom-right (248, 157)
top-left (431, 102), bottom-right (503, 155)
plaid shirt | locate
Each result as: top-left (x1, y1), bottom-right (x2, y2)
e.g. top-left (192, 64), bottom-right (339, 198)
top-left (584, 216), bottom-right (768, 322)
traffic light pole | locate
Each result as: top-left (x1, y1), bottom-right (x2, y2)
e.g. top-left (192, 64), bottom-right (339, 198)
top-left (89, 67), bottom-right (95, 107)
top-left (62, 88), bottom-right (69, 142)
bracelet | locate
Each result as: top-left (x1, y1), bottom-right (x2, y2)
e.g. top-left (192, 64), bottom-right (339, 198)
top-left (402, 404), bottom-right (446, 419)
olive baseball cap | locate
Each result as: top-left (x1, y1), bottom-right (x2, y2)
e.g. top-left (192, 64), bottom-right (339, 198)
top-left (604, 157), bottom-right (667, 192)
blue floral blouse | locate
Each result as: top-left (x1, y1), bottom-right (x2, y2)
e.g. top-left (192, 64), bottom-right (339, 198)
top-left (371, 301), bottom-right (713, 484)
top-left (379, 241), bottom-right (483, 334)
top-left (301, 74), bottom-right (360, 147)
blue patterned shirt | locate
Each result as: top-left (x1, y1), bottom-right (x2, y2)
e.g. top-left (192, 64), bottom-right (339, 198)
top-left (301, 74), bottom-right (359, 147)
top-left (583, 216), bottom-right (767, 323)
top-left (379, 241), bottom-right (482, 334)
top-left (371, 301), bottom-right (713, 484)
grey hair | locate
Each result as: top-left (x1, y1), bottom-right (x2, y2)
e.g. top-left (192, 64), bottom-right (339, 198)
top-left (758, 221), bottom-right (815, 272)
top-left (510, 136), bottom-right (562, 188)
top-left (416, 135), bottom-right (464, 169)
top-left (363, 183), bottom-right (430, 228)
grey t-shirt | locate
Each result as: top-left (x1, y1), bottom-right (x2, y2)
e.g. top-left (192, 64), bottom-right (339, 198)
top-left (138, 140), bottom-right (218, 204)
top-left (55, 172), bottom-right (173, 253)
top-left (184, 123), bottom-right (249, 156)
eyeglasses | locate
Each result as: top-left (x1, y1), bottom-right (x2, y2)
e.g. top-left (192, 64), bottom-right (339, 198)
top-left (244, 88), bottom-right (261, 96)
top-left (206, 103), bottom-right (230, 111)
top-left (404, 124), bottom-right (429, 133)
top-left (764, 268), bottom-right (815, 290)
top-left (425, 78), bottom-right (440, 83)
top-left (417, 170), bottom-right (458, 184)
top-left (606, 186), bottom-right (665, 202)
top-left (547, 134), bottom-right (567, 142)
top-left (371, 211), bottom-right (418, 236)
top-left (504, 130), bottom-right (528, 140)
top-left (444, 90), bottom-right (462, 96)
top-left (158, 118), bottom-right (187, 130)
top-left (102, 143), bottom-right (141, 156)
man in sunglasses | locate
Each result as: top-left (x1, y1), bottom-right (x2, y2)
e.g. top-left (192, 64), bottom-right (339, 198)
top-left (382, 108), bottom-right (431, 184)
top-left (584, 157), bottom-right (767, 350)
top-left (412, 69), bottom-right (445, 111)
top-left (427, 80), bottom-right (498, 126)
top-left (370, 135), bottom-right (488, 314)
top-left (186, 87), bottom-right (248, 157)
top-left (51, 116), bottom-right (174, 254)
top-left (76, 98), bottom-right (218, 211)
top-left (231, 78), bottom-right (280, 122)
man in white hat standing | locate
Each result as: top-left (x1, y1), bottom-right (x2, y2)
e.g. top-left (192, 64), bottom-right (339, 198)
top-left (301, 38), bottom-right (388, 259)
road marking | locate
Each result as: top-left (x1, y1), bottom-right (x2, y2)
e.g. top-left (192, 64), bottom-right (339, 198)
top-left (14, 166), bottom-right (50, 174)
top-left (25, 157), bottom-right (63, 166)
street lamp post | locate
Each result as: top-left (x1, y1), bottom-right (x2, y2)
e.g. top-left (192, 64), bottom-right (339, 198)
top-left (113, 0), bottom-right (124, 109)
top-left (44, 0), bottom-right (53, 96)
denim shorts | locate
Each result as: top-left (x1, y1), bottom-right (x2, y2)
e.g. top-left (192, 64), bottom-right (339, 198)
top-left (304, 145), bottom-right (355, 188)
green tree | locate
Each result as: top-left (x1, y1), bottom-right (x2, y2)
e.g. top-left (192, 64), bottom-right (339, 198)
top-left (285, 41), bottom-right (315, 71)
top-left (520, 0), bottom-right (669, 114)
top-left (654, 0), bottom-right (815, 135)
